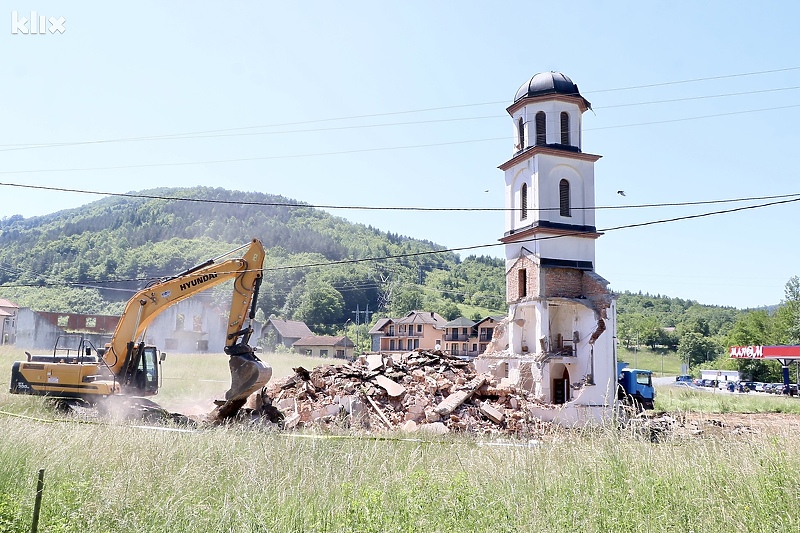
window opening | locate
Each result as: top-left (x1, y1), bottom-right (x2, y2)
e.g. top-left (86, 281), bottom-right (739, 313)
top-left (559, 179), bottom-right (571, 217)
top-left (560, 112), bottom-right (570, 145)
top-left (535, 111), bottom-right (546, 145)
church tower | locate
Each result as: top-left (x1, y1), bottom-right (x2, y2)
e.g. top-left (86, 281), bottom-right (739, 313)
top-left (485, 72), bottom-right (617, 425)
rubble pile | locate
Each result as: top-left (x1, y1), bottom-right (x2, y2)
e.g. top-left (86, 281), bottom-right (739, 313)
top-left (245, 350), bottom-right (552, 435)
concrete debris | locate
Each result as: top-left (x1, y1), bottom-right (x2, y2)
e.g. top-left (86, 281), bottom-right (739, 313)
top-left (238, 349), bottom-right (553, 435)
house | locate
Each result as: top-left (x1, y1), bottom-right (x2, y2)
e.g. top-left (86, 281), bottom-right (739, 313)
top-left (443, 317), bottom-right (475, 357)
top-left (368, 311), bottom-right (447, 353)
top-left (0, 298), bottom-right (19, 345)
top-left (369, 311), bottom-right (503, 357)
top-left (475, 71), bottom-right (617, 427)
top-left (292, 335), bottom-right (354, 359)
top-left (474, 315), bottom-right (504, 355)
top-left (261, 318), bottom-right (313, 349)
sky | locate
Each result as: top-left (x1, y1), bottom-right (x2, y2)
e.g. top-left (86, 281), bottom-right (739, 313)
top-left (2, 1), bottom-right (800, 310)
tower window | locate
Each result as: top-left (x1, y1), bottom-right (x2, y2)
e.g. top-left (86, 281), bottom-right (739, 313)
top-left (559, 179), bottom-right (571, 217)
top-left (535, 111), bottom-right (546, 145)
top-left (560, 112), bottom-right (570, 145)
top-left (518, 117), bottom-right (525, 150)
top-left (518, 268), bottom-right (527, 298)
top-left (520, 183), bottom-right (528, 220)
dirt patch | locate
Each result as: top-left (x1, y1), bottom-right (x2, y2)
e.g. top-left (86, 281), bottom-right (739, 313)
top-left (629, 411), bottom-right (800, 441)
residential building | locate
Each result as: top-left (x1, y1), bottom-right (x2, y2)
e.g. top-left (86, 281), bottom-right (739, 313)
top-left (443, 317), bottom-right (475, 357)
top-left (292, 335), bottom-right (355, 359)
top-left (0, 298), bottom-right (19, 345)
top-left (369, 311), bottom-right (447, 353)
top-left (369, 311), bottom-right (503, 357)
top-left (261, 318), bottom-right (313, 349)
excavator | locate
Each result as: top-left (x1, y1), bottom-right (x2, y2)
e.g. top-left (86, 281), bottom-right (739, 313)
top-left (9, 239), bottom-right (272, 421)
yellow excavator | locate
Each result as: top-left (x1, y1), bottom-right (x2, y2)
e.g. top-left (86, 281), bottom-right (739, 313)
top-left (9, 239), bottom-right (272, 420)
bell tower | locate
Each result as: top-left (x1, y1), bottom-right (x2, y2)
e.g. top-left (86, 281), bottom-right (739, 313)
top-left (500, 71), bottom-right (603, 300)
top-left (487, 72), bottom-right (617, 424)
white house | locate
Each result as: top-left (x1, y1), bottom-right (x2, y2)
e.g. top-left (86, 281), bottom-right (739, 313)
top-left (475, 72), bottom-right (618, 427)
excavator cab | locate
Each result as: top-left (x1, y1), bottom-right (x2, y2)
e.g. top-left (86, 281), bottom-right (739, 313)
top-left (130, 346), bottom-right (160, 395)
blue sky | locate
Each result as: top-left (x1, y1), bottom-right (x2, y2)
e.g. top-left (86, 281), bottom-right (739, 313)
top-left (2, 1), bottom-right (800, 309)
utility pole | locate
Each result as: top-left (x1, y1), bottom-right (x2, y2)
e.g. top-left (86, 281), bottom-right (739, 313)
top-left (351, 304), bottom-right (372, 356)
top-left (351, 305), bottom-right (361, 353)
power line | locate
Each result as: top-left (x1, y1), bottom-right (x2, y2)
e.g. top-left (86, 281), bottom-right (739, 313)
top-left (1, 68), bottom-right (799, 152)
top-left (1, 181), bottom-right (797, 213)
top-left (4, 191), bottom-right (792, 291)
top-left (1, 100), bottom-right (797, 175)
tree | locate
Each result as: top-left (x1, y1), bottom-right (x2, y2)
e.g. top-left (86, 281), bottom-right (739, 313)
top-left (677, 332), bottom-right (718, 367)
top-left (775, 276), bottom-right (800, 345)
top-left (292, 280), bottom-right (345, 334)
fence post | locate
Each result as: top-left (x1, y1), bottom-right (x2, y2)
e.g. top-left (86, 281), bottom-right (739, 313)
top-left (31, 468), bottom-right (45, 533)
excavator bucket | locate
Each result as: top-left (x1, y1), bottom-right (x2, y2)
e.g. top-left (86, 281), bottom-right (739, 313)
top-left (226, 354), bottom-right (272, 401)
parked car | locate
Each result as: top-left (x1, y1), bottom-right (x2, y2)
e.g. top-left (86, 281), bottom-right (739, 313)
top-left (754, 382), bottom-right (766, 392)
top-left (675, 375), bottom-right (693, 383)
top-left (742, 381), bottom-right (758, 392)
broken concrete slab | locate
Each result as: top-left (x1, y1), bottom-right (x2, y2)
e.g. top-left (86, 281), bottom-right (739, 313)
top-left (480, 401), bottom-right (505, 424)
top-left (433, 374), bottom-right (487, 416)
top-left (366, 353), bottom-right (384, 371)
top-left (374, 375), bottom-right (406, 398)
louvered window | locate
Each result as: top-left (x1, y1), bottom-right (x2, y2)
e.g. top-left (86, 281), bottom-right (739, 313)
top-left (560, 112), bottom-right (570, 145)
top-left (518, 117), bottom-right (525, 150)
top-left (559, 179), bottom-right (571, 217)
top-left (520, 183), bottom-right (528, 220)
top-left (535, 111), bottom-right (546, 145)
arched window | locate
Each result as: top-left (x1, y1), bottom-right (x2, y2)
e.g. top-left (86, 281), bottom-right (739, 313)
top-left (520, 183), bottom-right (528, 220)
top-left (518, 117), bottom-right (525, 150)
top-left (535, 111), bottom-right (546, 145)
top-left (559, 179), bottom-right (571, 217)
top-left (560, 112), bottom-right (570, 145)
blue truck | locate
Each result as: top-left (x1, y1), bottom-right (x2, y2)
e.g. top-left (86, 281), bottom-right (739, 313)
top-left (617, 362), bottom-right (656, 410)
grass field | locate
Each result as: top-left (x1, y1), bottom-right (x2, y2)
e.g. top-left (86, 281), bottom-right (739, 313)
top-left (618, 346), bottom-right (684, 377)
top-left (3, 346), bottom-right (800, 532)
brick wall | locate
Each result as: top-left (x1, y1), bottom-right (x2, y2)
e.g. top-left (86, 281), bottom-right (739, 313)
top-left (506, 256), bottom-right (538, 303)
top-left (543, 267), bottom-right (583, 298)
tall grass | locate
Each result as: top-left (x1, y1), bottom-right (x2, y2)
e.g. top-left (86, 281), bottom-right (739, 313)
top-left (1, 417), bottom-right (799, 532)
top-left (3, 345), bottom-right (800, 532)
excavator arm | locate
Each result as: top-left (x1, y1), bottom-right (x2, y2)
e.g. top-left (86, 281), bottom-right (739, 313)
top-left (103, 239), bottom-right (271, 403)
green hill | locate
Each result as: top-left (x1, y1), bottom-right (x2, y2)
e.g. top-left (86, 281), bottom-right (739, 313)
top-left (0, 187), bottom-right (506, 331)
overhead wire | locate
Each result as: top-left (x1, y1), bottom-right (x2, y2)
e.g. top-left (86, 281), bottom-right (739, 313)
top-left (3, 193), bottom-right (797, 291)
top-left (1, 67), bottom-right (799, 152)
top-left (1, 181), bottom-right (799, 213)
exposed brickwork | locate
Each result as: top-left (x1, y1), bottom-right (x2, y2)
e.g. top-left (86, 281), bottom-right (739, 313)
top-left (506, 256), bottom-right (538, 303)
top-left (543, 267), bottom-right (583, 298)
top-left (582, 270), bottom-right (614, 315)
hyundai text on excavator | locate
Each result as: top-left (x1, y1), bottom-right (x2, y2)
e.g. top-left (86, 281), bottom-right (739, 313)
top-left (9, 239), bottom-right (272, 420)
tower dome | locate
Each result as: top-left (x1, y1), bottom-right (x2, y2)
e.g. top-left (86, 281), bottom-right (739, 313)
top-left (513, 71), bottom-right (591, 109)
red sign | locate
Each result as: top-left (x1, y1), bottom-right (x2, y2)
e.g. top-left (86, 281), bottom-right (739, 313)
top-left (729, 346), bottom-right (800, 359)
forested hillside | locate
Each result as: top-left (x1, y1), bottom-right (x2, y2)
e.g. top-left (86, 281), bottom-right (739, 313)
top-left (3, 186), bottom-right (799, 377)
top-left (0, 187), bottom-right (506, 337)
